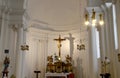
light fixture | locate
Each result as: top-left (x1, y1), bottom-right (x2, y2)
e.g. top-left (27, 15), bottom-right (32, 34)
top-left (85, 14), bottom-right (89, 25)
top-left (77, 39), bottom-right (85, 51)
top-left (21, 44), bottom-right (29, 51)
top-left (99, 14), bottom-right (104, 25)
top-left (58, 57), bottom-right (61, 61)
top-left (85, 9), bottom-right (104, 26)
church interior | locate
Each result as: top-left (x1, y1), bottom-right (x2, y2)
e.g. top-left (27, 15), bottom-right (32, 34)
top-left (0, 0), bottom-right (120, 78)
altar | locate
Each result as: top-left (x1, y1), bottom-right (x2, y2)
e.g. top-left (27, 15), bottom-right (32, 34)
top-left (45, 73), bottom-right (74, 78)
top-left (45, 35), bottom-right (74, 78)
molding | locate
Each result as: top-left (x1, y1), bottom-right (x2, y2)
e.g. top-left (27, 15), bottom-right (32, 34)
top-left (28, 19), bottom-right (82, 32)
top-left (23, 10), bottom-right (30, 21)
top-left (9, 23), bottom-right (23, 31)
top-left (9, 8), bottom-right (25, 16)
top-left (85, 7), bottom-right (103, 13)
top-left (29, 26), bottom-right (87, 37)
top-left (103, 0), bottom-right (112, 3)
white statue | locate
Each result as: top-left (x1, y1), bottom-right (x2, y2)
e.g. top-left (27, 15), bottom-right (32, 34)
top-left (101, 57), bottom-right (110, 74)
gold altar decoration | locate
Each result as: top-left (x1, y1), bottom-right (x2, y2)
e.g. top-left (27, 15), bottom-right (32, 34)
top-left (46, 55), bottom-right (73, 73)
top-left (54, 35), bottom-right (66, 58)
top-left (46, 56), bottom-right (55, 72)
top-left (46, 35), bottom-right (72, 73)
top-left (65, 55), bottom-right (72, 72)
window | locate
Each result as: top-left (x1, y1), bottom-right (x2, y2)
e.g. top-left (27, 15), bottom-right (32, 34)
top-left (112, 4), bottom-right (118, 50)
top-left (96, 30), bottom-right (100, 58)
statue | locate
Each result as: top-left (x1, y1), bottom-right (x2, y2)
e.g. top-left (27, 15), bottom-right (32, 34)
top-left (65, 55), bottom-right (72, 72)
top-left (47, 55), bottom-right (53, 63)
top-left (100, 57), bottom-right (110, 78)
top-left (46, 55), bottom-right (55, 72)
top-left (66, 55), bottom-right (72, 63)
top-left (2, 56), bottom-right (10, 78)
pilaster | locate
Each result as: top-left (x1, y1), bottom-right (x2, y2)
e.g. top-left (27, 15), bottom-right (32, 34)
top-left (101, 2), bottom-right (118, 78)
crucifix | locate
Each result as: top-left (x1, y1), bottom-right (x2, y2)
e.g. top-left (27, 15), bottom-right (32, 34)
top-left (65, 33), bottom-right (75, 59)
top-left (54, 35), bottom-right (66, 58)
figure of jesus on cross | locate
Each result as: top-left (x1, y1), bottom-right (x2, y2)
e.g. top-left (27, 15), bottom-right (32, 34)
top-left (54, 35), bottom-right (66, 58)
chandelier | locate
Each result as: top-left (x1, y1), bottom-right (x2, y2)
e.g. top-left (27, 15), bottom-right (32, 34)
top-left (85, 9), bottom-right (104, 26)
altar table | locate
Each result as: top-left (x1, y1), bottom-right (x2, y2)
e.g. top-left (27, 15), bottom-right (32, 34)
top-left (45, 73), bottom-right (74, 78)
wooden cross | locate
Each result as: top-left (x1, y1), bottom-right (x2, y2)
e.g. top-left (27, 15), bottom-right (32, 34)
top-left (54, 35), bottom-right (66, 57)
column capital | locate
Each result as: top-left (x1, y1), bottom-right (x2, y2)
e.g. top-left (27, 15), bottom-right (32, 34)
top-left (96, 25), bottom-right (102, 31)
top-left (85, 7), bottom-right (103, 14)
top-left (9, 24), bottom-right (24, 31)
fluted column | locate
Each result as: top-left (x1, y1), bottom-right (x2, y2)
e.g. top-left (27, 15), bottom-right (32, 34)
top-left (15, 23), bottom-right (28, 78)
top-left (16, 24), bottom-right (24, 78)
top-left (87, 26), bottom-right (98, 78)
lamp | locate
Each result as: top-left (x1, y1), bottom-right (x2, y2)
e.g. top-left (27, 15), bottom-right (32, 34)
top-left (21, 44), bottom-right (29, 51)
top-left (77, 39), bottom-right (85, 51)
top-left (99, 14), bottom-right (104, 25)
top-left (85, 9), bottom-right (104, 26)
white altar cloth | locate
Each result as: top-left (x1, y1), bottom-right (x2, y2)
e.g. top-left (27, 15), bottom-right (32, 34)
top-left (45, 73), bottom-right (70, 78)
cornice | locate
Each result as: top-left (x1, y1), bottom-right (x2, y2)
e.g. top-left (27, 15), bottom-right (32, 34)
top-left (112, 0), bottom-right (117, 4)
top-left (9, 8), bottom-right (25, 16)
top-left (0, 6), bottom-right (10, 14)
top-left (28, 19), bottom-right (82, 32)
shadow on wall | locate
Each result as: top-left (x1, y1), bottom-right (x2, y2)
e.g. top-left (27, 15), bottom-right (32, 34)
top-left (73, 58), bottom-right (84, 78)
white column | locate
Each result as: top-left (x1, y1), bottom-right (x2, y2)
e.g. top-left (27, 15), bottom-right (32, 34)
top-left (21, 24), bottom-right (28, 78)
top-left (0, 5), bottom-right (3, 78)
top-left (0, 7), bottom-right (10, 62)
top-left (16, 24), bottom-right (24, 78)
top-left (16, 23), bottom-right (29, 78)
top-left (88, 26), bottom-right (98, 78)
top-left (0, 11), bottom-right (6, 59)
top-left (101, 3), bottom-right (117, 78)
top-left (106, 4), bottom-right (116, 78)
top-left (0, 10), bottom-right (2, 61)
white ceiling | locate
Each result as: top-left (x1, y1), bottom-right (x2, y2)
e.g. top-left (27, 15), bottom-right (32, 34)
top-left (27, 0), bottom-right (87, 31)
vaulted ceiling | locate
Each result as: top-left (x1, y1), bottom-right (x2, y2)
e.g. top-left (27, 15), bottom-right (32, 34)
top-left (27, 0), bottom-right (87, 31)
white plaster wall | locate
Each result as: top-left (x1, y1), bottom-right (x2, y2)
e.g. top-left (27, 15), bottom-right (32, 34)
top-left (24, 28), bottom-right (48, 78)
top-left (73, 31), bottom-right (89, 78)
